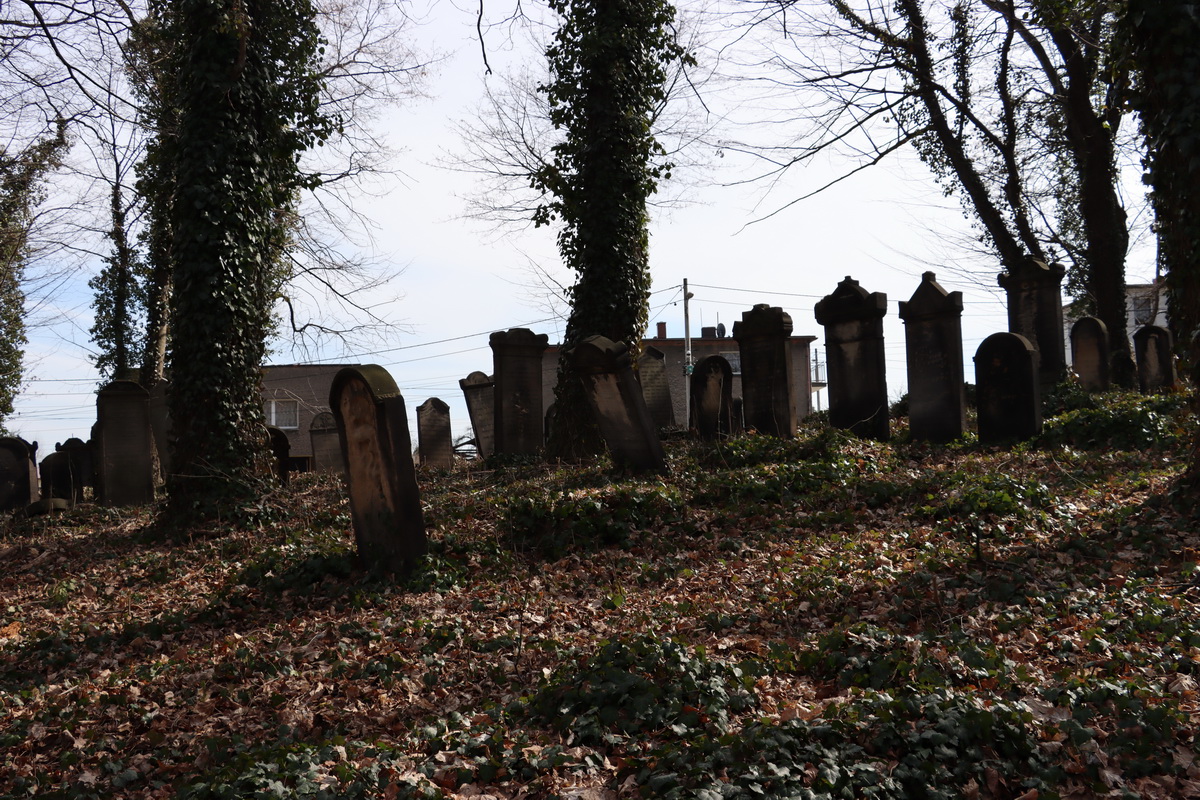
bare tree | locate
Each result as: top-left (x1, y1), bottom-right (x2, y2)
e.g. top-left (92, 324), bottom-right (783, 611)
top-left (725, 0), bottom-right (1143, 383)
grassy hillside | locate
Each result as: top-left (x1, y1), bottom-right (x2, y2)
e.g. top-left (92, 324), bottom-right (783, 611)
top-left (1, 389), bottom-right (1198, 799)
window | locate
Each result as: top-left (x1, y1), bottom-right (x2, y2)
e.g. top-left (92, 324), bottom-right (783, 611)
top-left (721, 351), bottom-right (741, 375)
top-left (265, 399), bottom-right (300, 430)
top-left (1131, 293), bottom-right (1156, 326)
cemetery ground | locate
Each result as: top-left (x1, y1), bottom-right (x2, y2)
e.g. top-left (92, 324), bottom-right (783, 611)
top-left (2, 389), bottom-right (1199, 799)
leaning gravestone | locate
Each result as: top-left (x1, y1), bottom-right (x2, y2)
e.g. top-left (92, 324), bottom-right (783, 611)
top-left (95, 380), bottom-right (155, 506)
top-left (733, 304), bottom-right (797, 438)
top-left (417, 397), bottom-right (454, 469)
top-left (0, 437), bottom-right (39, 512)
top-left (330, 365), bottom-right (427, 573)
top-left (974, 332), bottom-right (1042, 444)
top-left (1133, 325), bottom-right (1177, 395)
top-left (898, 272), bottom-right (965, 442)
top-left (490, 328), bottom-right (549, 456)
top-left (568, 335), bottom-right (667, 473)
top-left (638, 346), bottom-right (675, 429)
top-left (998, 258), bottom-right (1067, 389)
top-left (814, 277), bottom-right (890, 440)
top-left (458, 371), bottom-right (496, 459)
top-left (1070, 316), bottom-right (1110, 392)
top-left (690, 355), bottom-right (734, 440)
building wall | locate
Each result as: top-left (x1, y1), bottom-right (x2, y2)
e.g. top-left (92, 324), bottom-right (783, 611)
top-left (260, 364), bottom-right (359, 458)
top-left (543, 334), bottom-right (816, 428)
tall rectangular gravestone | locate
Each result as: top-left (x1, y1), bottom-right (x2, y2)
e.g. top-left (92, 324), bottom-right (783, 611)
top-left (309, 411), bottom-right (343, 473)
top-left (95, 380), bottom-right (155, 506)
top-left (898, 271), bottom-right (965, 442)
top-left (814, 277), bottom-right (890, 440)
top-left (1133, 325), bottom-right (1177, 394)
top-left (417, 397), bottom-right (454, 469)
top-left (638, 346), bottom-right (675, 429)
top-left (733, 304), bottom-right (797, 438)
top-left (1070, 316), bottom-right (1110, 392)
top-left (0, 437), bottom-right (39, 512)
top-left (568, 336), bottom-right (667, 473)
top-left (974, 332), bottom-right (1042, 443)
top-left (690, 355), bottom-right (734, 440)
top-left (998, 258), bottom-right (1066, 390)
top-left (458, 371), bottom-right (496, 459)
top-left (490, 329), bottom-right (549, 456)
top-left (330, 365), bottom-right (427, 574)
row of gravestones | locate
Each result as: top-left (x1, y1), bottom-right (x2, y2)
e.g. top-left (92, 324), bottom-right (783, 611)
top-left (0, 379), bottom-right (308, 514)
top-left (814, 262), bottom-right (1179, 445)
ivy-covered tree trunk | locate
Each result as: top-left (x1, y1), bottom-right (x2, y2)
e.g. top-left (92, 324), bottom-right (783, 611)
top-left (1125, 0), bottom-right (1200, 500)
top-left (537, 0), bottom-right (689, 461)
top-left (161, 0), bottom-right (333, 516)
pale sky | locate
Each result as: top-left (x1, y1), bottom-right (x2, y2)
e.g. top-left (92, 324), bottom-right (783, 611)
top-left (8, 0), bottom-right (1155, 455)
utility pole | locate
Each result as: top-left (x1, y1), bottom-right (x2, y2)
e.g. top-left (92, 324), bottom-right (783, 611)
top-left (683, 279), bottom-right (694, 427)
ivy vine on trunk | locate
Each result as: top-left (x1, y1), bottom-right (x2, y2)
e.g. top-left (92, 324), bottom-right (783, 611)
top-left (536, 0), bottom-right (692, 461)
top-left (158, 0), bottom-right (337, 517)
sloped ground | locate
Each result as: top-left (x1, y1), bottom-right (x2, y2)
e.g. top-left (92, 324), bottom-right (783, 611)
top-left (1, 390), bottom-right (1198, 799)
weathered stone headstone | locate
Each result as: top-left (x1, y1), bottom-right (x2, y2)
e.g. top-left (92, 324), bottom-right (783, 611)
top-left (733, 304), bottom-right (797, 438)
top-left (814, 277), bottom-right (889, 440)
top-left (417, 397), bottom-right (454, 469)
top-left (0, 437), bottom-right (39, 512)
top-left (898, 271), bottom-right (965, 442)
top-left (568, 335), bottom-right (666, 473)
top-left (95, 380), bottom-right (155, 506)
top-left (309, 411), bottom-right (342, 473)
top-left (998, 258), bottom-right (1067, 389)
top-left (490, 328), bottom-right (549, 456)
top-left (267, 426), bottom-right (292, 486)
top-left (690, 355), bottom-right (734, 440)
top-left (638, 346), bottom-right (675, 429)
top-left (330, 365), bottom-right (427, 573)
top-left (40, 438), bottom-right (92, 505)
top-left (974, 332), bottom-right (1042, 444)
top-left (458, 371), bottom-right (496, 459)
top-left (147, 381), bottom-right (172, 482)
top-left (1070, 316), bottom-right (1110, 392)
top-left (1133, 325), bottom-right (1177, 394)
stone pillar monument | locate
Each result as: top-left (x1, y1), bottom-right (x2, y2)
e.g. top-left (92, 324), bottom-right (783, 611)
top-left (490, 328), bottom-right (549, 456)
top-left (997, 258), bottom-right (1067, 389)
top-left (814, 277), bottom-right (889, 440)
top-left (732, 304), bottom-right (796, 438)
top-left (898, 272), bottom-right (965, 442)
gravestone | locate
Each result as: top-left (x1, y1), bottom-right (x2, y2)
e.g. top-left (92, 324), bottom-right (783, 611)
top-left (898, 271), bottom-right (965, 442)
top-left (568, 335), bottom-right (667, 473)
top-left (0, 437), bottom-right (39, 512)
top-left (309, 412), bottom-right (343, 473)
top-left (814, 277), bottom-right (890, 440)
top-left (1133, 325), bottom-right (1177, 394)
top-left (147, 381), bottom-right (172, 482)
top-left (267, 426), bottom-right (291, 486)
top-left (690, 355), bottom-right (734, 440)
top-left (417, 397), bottom-right (454, 469)
top-left (1070, 316), bottom-right (1110, 392)
top-left (733, 304), bottom-right (797, 438)
top-left (95, 380), bottom-right (155, 506)
top-left (330, 365), bottom-right (427, 573)
top-left (490, 328), bottom-right (549, 456)
top-left (974, 332), bottom-right (1042, 444)
top-left (998, 258), bottom-right (1067, 389)
top-left (458, 371), bottom-right (496, 459)
top-left (39, 438), bottom-right (91, 505)
top-left (638, 346), bottom-right (675, 429)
